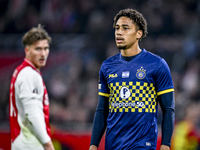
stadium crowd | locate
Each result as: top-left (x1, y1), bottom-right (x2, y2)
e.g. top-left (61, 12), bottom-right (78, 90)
top-left (0, 0), bottom-right (200, 148)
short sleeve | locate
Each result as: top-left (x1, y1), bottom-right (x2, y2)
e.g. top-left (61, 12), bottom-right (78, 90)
top-left (155, 59), bottom-right (174, 96)
top-left (98, 65), bottom-right (110, 97)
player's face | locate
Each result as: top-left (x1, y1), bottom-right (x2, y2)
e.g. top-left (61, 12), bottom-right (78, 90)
top-left (115, 16), bottom-right (142, 50)
top-left (25, 39), bottom-right (49, 70)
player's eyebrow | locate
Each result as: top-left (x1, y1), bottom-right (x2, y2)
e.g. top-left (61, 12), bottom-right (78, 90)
top-left (115, 24), bottom-right (130, 27)
top-left (122, 24), bottom-right (130, 27)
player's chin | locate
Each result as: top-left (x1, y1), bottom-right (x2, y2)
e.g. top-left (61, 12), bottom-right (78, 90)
top-left (38, 62), bottom-right (46, 68)
top-left (117, 45), bottom-right (127, 50)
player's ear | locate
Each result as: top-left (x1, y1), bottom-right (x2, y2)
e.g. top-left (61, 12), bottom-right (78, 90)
top-left (24, 46), bottom-right (30, 57)
top-left (24, 46), bottom-right (29, 53)
top-left (136, 30), bottom-right (143, 40)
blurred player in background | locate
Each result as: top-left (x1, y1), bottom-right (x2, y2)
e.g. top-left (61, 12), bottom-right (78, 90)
top-left (172, 103), bottom-right (200, 150)
top-left (89, 8), bottom-right (175, 150)
top-left (9, 25), bottom-right (55, 150)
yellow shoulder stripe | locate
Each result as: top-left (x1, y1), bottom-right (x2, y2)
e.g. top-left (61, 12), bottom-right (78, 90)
top-left (99, 92), bottom-right (110, 97)
top-left (157, 88), bottom-right (174, 96)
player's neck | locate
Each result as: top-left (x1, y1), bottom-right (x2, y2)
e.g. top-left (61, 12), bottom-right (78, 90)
top-left (121, 46), bottom-right (141, 57)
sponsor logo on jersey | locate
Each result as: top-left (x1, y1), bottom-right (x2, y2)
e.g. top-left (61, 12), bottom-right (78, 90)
top-left (33, 88), bottom-right (38, 94)
top-left (111, 102), bottom-right (135, 107)
top-left (111, 101), bottom-right (144, 108)
top-left (136, 67), bottom-right (146, 79)
top-left (120, 86), bottom-right (131, 99)
top-left (122, 71), bottom-right (130, 78)
top-left (136, 101), bottom-right (144, 107)
top-left (109, 73), bottom-right (118, 78)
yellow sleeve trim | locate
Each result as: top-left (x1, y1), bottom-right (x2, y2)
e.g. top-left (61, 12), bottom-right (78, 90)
top-left (99, 92), bottom-right (110, 97)
top-left (157, 88), bottom-right (174, 96)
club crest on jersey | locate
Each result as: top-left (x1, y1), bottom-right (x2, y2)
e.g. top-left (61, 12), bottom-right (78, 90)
top-left (136, 67), bottom-right (146, 79)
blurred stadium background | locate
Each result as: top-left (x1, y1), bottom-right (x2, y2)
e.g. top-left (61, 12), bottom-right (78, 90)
top-left (0, 0), bottom-right (200, 149)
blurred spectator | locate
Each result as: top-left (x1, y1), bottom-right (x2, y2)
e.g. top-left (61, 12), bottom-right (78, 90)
top-left (172, 102), bottom-right (200, 150)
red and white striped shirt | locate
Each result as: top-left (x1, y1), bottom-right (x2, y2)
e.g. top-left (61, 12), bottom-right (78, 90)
top-left (9, 58), bottom-right (51, 150)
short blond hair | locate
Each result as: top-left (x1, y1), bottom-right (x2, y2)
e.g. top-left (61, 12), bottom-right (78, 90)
top-left (22, 24), bottom-right (51, 46)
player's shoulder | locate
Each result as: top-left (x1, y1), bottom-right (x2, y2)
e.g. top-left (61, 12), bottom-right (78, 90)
top-left (18, 66), bottom-right (40, 80)
top-left (100, 53), bottom-right (120, 71)
top-left (143, 49), bottom-right (163, 62)
top-left (102, 53), bottom-right (120, 65)
top-left (143, 49), bottom-right (170, 71)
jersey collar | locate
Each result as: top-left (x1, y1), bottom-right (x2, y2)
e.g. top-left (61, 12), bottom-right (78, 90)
top-left (120, 49), bottom-right (145, 62)
top-left (24, 58), bottom-right (41, 75)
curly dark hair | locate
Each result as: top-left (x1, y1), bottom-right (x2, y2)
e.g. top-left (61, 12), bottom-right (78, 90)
top-left (113, 8), bottom-right (148, 39)
top-left (22, 24), bottom-right (51, 46)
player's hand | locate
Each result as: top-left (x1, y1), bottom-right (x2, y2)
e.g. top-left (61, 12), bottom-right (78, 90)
top-left (89, 145), bottom-right (97, 150)
top-left (160, 145), bottom-right (170, 150)
top-left (44, 141), bottom-right (55, 150)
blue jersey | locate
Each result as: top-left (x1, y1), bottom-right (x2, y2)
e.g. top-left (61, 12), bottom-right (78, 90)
top-left (99, 49), bottom-right (174, 150)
